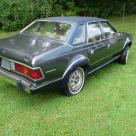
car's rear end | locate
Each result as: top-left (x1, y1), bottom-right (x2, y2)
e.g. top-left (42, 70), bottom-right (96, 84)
top-left (0, 33), bottom-right (66, 93)
top-left (0, 56), bottom-right (45, 93)
top-left (0, 19), bottom-right (74, 93)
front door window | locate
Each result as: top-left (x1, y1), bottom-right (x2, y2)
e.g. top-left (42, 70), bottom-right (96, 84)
top-left (100, 22), bottom-right (116, 39)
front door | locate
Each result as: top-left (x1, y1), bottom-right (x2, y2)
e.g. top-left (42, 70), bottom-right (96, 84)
top-left (87, 22), bottom-right (107, 66)
top-left (100, 21), bottom-right (124, 57)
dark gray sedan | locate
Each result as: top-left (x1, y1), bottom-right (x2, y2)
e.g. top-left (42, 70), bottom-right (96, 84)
top-left (0, 17), bottom-right (132, 96)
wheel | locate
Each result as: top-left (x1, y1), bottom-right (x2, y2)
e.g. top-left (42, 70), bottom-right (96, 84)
top-left (118, 46), bottom-right (129, 64)
top-left (63, 67), bottom-right (85, 96)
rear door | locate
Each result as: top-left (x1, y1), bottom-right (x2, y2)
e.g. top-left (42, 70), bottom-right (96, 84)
top-left (87, 22), bottom-right (107, 65)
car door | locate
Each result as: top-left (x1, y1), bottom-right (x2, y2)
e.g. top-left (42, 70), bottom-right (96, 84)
top-left (100, 21), bottom-right (124, 57)
top-left (87, 22), bottom-right (107, 65)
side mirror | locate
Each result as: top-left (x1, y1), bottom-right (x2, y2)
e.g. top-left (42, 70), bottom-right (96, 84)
top-left (116, 32), bottom-right (122, 37)
top-left (105, 32), bottom-right (111, 37)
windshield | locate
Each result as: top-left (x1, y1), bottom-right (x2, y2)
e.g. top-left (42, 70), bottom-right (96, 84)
top-left (22, 21), bottom-right (72, 41)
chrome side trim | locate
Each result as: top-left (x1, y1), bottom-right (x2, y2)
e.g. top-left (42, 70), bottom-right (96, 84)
top-left (20, 21), bottom-right (36, 33)
top-left (46, 69), bottom-right (56, 74)
top-left (87, 55), bottom-right (120, 75)
top-left (36, 19), bottom-right (75, 26)
top-left (65, 43), bottom-right (73, 48)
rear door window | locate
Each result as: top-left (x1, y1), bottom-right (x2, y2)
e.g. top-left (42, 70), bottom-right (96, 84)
top-left (88, 23), bottom-right (102, 43)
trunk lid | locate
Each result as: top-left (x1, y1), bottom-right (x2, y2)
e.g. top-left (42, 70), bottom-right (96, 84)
top-left (0, 34), bottom-right (64, 65)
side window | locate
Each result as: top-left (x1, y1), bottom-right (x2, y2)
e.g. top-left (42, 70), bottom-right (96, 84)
top-left (88, 23), bottom-right (102, 43)
top-left (73, 24), bottom-right (85, 44)
top-left (101, 22), bottom-right (116, 39)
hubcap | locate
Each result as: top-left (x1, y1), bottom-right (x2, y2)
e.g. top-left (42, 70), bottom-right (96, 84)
top-left (68, 68), bottom-right (85, 94)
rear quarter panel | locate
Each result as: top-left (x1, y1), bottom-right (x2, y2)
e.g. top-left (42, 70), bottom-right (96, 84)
top-left (33, 44), bottom-right (90, 85)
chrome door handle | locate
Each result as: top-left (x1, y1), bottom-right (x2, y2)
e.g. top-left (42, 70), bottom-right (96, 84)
top-left (107, 44), bottom-right (111, 48)
top-left (88, 49), bottom-right (94, 54)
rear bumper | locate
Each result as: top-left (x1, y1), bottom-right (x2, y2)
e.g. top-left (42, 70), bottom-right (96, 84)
top-left (0, 68), bottom-right (62, 93)
top-left (0, 68), bottom-right (34, 93)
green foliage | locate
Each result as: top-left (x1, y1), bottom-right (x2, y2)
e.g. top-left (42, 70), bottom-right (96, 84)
top-left (75, 0), bottom-right (136, 17)
top-left (0, 0), bottom-right (136, 31)
top-left (0, 0), bottom-right (53, 31)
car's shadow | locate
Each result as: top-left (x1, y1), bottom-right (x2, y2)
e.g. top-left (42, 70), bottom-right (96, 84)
top-left (4, 82), bottom-right (65, 108)
top-left (31, 81), bottom-right (63, 96)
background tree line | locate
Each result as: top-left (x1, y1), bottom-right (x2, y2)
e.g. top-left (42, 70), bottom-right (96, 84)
top-left (0, 0), bottom-right (136, 31)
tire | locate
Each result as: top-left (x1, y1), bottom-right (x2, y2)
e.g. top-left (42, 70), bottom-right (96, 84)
top-left (118, 46), bottom-right (129, 65)
top-left (63, 67), bottom-right (85, 96)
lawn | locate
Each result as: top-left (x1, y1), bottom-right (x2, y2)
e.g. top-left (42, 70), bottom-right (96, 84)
top-left (0, 15), bottom-right (136, 136)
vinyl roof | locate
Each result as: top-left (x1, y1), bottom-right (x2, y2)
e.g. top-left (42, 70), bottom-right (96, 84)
top-left (38, 16), bottom-right (107, 24)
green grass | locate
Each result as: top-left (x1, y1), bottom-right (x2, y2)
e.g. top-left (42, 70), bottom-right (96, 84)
top-left (0, 15), bottom-right (136, 136)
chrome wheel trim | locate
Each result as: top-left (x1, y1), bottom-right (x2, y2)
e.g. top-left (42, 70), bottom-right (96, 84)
top-left (125, 48), bottom-right (129, 64)
top-left (68, 67), bottom-right (85, 95)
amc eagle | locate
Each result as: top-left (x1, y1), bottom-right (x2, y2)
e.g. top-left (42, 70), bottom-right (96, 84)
top-left (0, 17), bottom-right (132, 96)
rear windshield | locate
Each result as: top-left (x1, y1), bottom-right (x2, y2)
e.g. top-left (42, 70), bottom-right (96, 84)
top-left (22, 21), bottom-right (72, 41)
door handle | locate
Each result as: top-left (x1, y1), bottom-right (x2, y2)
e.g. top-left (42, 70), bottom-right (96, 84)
top-left (88, 49), bottom-right (94, 55)
top-left (107, 44), bottom-right (111, 48)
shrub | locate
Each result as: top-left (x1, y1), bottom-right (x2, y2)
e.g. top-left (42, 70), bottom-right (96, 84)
top-left (0, 0), bottom-right (53, 31)
top-left (0, 0), bottom-right (136, 31)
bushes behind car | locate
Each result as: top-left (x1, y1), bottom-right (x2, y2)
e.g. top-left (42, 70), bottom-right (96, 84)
top-left (0, 0), bottom-right (136, 31)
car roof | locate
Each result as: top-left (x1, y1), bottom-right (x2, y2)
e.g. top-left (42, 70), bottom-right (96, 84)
top-left (37, 16), bottom-right (107, 24)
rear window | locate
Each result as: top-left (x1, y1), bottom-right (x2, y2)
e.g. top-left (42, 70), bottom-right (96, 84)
top-left (22, 21), bottom-right (72, 41)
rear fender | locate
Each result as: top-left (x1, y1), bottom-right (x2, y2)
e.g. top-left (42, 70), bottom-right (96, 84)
top-left (62, 55), bottom-right (89, 79)
top-left (58, 55), bottom-right (89, 88)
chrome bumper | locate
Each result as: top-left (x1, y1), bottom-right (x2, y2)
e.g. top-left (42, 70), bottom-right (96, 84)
top-left (0, 68), bottom-right (62, 93)
top-left (0, 68), bottom-right (34, 93)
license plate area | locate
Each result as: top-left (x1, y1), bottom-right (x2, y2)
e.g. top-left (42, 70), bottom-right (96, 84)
top-left (1, 58), bottom-right (11, 70)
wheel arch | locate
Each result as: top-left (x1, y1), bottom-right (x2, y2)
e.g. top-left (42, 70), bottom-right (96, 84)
top-left (128, 41), bottom-right (132, 48)
top-left (62, 55), bottom-right (90, 79)
top-left (124, 37), bottom-right (132, 49)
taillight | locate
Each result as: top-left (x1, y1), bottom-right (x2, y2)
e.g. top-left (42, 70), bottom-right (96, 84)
top-left (14, 63), bottom-right (43, 80)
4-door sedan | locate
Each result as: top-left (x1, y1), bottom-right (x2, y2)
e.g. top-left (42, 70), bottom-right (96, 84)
top-left (0, 17), bottom-right (132, 96)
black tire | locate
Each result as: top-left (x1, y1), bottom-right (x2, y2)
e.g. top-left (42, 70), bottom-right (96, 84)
top-left (63, 67), bottom-right (85, 96)
top-left (118, 46), bottom-right (129, 65)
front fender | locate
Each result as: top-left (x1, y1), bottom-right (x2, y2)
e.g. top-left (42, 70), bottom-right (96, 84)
top-left (123, 33), bottom-right (133, 49)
